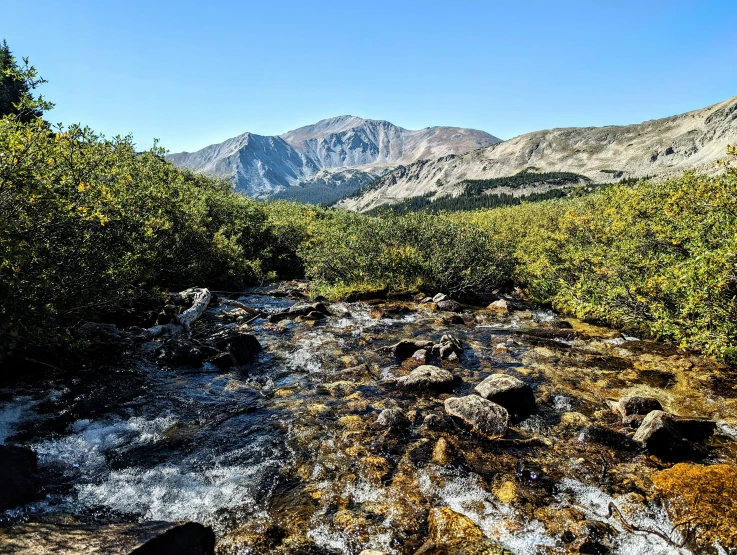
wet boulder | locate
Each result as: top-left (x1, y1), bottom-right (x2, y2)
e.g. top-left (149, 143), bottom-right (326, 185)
top-left (295, 311), bottom-right (325, 323)
top-left (633, 410), bottom-right (714, 461)
top-left (474, 374), bottom-right (535, 418)
top-left (269, 302), bottom-right (331, 322)
top-left (433, 293), bottom-right (449, 303)
top-left (611, 396), bottom-right (663, 426)
top-left (215, 333), bottom-right (262, 366)
top-left (290, 302), bottom-right (331, 315)
top-left (412, 349), bottom-right (429, 364)
top-left (0, 445), bottom-right (42, 510)
top-left (444, 396), bottom-right (509, 439)
top-left (432, 335), bottom-right (463, 360)
top-left (393, 339), bottom-right (435, 359)
top-left (487, 299), bottom-right (508, 312)
top-left (166, 339), bottom-right (204, 366)
top-left (376, 408), bottom-right (410, 429)
top-left (435, 300), bottom-right (462, 313)
top-left (397, 365), bottom-right (457, 391)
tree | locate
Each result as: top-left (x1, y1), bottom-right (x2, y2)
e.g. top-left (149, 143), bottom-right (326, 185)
top-left (0, 40), bottom-right (51, 122)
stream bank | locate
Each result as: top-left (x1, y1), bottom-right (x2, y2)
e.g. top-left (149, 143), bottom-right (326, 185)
top-left (1, 282), bottom-right (736, 554)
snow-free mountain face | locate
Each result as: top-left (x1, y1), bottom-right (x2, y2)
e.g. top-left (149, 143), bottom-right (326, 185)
top-left (338, 96), bottom-right (737, 212)
top-left (166, 117), bottom-right (500, 199)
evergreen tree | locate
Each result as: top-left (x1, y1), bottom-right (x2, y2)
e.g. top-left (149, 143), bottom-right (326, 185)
top-left (0, 40), bottom-right (49, 121)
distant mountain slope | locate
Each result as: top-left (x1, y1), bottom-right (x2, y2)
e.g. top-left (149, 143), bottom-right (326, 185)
top-left (338, 96), bottom-right (737, 212)
top-left (167, 116), bottom-right (500, 199)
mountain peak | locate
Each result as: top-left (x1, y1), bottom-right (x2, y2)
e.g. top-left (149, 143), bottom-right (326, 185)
top-left (280, 115), bottom-right (381, 142)
top-left (167, 115), bottom-right (499, 199)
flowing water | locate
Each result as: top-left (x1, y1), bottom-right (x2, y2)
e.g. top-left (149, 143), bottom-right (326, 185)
top-left (1, 285), bottom-right (736, 554)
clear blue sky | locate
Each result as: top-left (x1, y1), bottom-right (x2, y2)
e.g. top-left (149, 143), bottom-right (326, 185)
top-left (4, 0), bottom-right (736, 153)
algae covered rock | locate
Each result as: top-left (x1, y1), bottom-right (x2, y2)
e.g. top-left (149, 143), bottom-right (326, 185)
top-left (652, 463), bottom-right (737, 549)
top-left (413, 507), bottom-right (512, 554)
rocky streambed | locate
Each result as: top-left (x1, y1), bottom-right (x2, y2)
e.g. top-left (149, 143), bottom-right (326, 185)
top-left (1, 283), bottom-right (736, 554)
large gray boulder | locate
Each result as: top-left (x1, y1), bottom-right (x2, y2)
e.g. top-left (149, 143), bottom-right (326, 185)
top-left (474, 374), bottom-right (535, 418)
top-left (444, 396), bottom-right (509, 439)
top-left (397, 365), bottom-right (457, 391)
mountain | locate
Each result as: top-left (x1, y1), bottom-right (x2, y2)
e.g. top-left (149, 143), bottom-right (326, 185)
top-left (337, 96), bottom-right (737, 212)
top-left (167, 117), bottom-right (500, 200)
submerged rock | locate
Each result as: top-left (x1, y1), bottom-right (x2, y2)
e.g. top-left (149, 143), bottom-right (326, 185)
top-left (0, 445), bottom-right (42, 510)
top-left (0, 521), bottom-right (215, 555)
top-left (397, 365), bottom-right (457, 391)
top-left (633, 410), bottom-right (715, 461)
top-left (219, 333), bottom-right (262, 366)
top-left (414, 507), bottom-right (512, 555)
top-left (376, 407), bottom-right (410, 429)
top-left (474, 374), bottom-right (535, 418)
top-left (652, 463), bottom-right (737, 549)
top-left (412, 349), bottom-right (429, 364)
top-left (444, 396), bottom-right (509, 439)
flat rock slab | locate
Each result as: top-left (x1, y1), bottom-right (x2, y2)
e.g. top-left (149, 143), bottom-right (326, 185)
top-left (0, 521), bottom-right (215, 555)
top-left (397, 365), bottom-right (457, 391)
top-left (474, 374), bottom-right (535, 417)
top-left (444, 395), bottom-right (509, 439)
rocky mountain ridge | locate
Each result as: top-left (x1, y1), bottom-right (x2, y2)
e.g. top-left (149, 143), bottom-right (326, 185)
top-left (167, 116), bottom-right (500, 198)
top-left (338, 95), bottom-right (737, 212)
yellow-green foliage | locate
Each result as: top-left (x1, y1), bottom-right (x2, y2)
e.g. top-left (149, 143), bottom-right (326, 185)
top-left (298, 209), bottom-right (513, 299)
top-left (0, 117), bottom-right (273, 354)
top-left (467, 151), bottom-right (737, 357)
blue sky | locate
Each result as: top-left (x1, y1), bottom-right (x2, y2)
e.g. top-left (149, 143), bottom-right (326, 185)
top-left (3, 0), bottom-right (736, 153)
